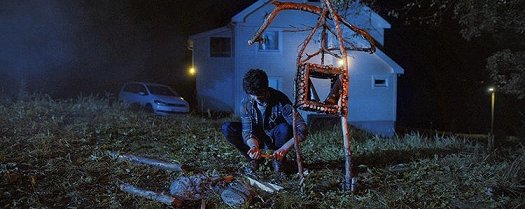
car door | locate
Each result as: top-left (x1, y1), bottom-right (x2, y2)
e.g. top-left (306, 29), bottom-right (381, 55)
top-left (121, 83), bottom-right (149, 106)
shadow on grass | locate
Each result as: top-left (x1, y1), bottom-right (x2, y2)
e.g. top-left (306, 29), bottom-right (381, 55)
top-left (303, 148), bottom-right (462, 171)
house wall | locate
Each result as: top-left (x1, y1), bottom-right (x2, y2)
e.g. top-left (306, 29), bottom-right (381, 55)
top-left (305, 52), bottom-right (399, 136)
top-left (233, 2), bottom-right (324, 115)
top-left (346, 51), bottom-right (398, 136)
top-left (192, 29), bottom-right (235, 112)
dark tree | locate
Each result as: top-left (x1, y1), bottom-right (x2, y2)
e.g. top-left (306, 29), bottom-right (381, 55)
top-left (381, 0), bottom-right (525, 99)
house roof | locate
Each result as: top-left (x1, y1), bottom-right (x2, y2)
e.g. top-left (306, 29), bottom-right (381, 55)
top-left (188, 26), bottom-right (231, 41)
top-left (375, 49), bottom-right (404, 74)
top-left (188, 26), bottom-right (232, 51)
top-left (231, 0), bottom-right (272, 23)
top-left (360, 6), bottom-right (391, 29)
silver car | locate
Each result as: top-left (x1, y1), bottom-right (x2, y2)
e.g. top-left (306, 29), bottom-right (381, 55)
top-left (119, 82), bottom-right (189, 115)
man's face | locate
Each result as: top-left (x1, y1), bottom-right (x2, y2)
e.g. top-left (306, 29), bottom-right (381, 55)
top-left (249, 88), bottom-right (268, 104)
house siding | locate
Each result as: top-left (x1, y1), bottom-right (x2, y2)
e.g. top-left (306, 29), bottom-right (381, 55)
top-left (192, 29), bottom-right (235, 112)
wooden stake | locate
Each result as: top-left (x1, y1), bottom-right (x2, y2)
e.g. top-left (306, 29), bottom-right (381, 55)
top-left (292, 109), bottom-right (306, 193)
top-left (340, 117), bottom-right (354, 191)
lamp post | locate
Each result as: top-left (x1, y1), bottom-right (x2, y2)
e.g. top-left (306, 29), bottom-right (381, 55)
top-left (488, 87), bottom-right (495, 149)
top-left (488, 87), bottom-right (495, 136)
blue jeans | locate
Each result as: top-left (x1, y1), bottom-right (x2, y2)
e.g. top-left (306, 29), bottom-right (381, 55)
top-left (221, 122), bottom-right (292, 160)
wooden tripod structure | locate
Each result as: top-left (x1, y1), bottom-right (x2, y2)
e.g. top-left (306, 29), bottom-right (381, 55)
top-left (248, 0), bottom-right (376, 192)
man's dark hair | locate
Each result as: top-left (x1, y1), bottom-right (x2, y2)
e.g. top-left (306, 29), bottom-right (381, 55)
top-left (243, 69), bottom-right (269, 95)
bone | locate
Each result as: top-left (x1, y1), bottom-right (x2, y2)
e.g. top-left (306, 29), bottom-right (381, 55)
top-left (108, 151), bottom-right (182, 172)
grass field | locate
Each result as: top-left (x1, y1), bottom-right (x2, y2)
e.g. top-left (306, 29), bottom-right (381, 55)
top-left (1, 94), bottom-right (523, 208)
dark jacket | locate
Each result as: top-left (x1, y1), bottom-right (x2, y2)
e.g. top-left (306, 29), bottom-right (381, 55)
top-left (240, 87), bottom-right (308, 144)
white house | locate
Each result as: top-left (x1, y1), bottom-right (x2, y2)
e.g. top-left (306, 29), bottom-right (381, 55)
top-left (188, 0), bottom-right (404, 136)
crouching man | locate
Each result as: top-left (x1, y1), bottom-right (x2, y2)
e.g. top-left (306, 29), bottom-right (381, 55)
top-left (221, 69), bottom-right (308, 175)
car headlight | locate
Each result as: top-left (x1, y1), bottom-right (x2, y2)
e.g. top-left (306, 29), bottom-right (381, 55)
top-left (154, 100), bottom-right (168, 106)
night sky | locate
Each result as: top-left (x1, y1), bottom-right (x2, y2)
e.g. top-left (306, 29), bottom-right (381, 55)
top-left (0, 0), bottom-right (522, 135)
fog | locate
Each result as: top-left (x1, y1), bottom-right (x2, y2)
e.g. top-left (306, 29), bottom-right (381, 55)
top-left (0, 0), bottom-right (254, 99)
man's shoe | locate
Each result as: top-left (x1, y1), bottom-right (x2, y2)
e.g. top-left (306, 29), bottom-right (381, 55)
top-left (272, 158), bottom-right (286, 174)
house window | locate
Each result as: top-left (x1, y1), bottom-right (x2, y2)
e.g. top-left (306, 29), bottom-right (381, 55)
top-left (374, 78), bottom-right (388, 87)
top-left (258, 31), bottom-right (279, 51)
top-left (210, 37), bottom-right (231, 57)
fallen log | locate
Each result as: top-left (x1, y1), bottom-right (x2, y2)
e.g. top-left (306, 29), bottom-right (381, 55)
top-left (107, 151), bottom-right (182, 172)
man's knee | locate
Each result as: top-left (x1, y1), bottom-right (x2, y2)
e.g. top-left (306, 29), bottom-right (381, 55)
top-left (221, 122), bottom-right (232, 137)
top-left (221, 122), bottom-right (241, 142)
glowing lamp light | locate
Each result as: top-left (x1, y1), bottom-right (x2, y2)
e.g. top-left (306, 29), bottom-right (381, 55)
top-left (188, 67), bottom-right (196, 75)
top-left (337, 57), bottom-right (353, 67)
top-left (338, 59), bottom-right (345, 66)
top-left (488, 87), bottom-right (495, 92)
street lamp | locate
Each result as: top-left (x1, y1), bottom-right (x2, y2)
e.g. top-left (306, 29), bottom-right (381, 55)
top-left (487, 87), bottom-right (495, 149)
top-left (488, 87), bottom-right (495, 136)
top-left (188, 67), bottom-right (196, 76)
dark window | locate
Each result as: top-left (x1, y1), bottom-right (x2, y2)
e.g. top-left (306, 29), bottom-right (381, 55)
top-left (124, 83), bottom-right (148, 94)
top-left (374, 79), bottom-right (387, 87)
top-left (210, 37), bottom-right (231, 57)
top-left (307, 0), bottom-right (320, 2)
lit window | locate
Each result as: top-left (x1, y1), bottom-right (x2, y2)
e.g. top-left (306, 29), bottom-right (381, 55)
top-left (210, 37), bottom-right (231, 57)
top-left (258, 31), bottom-right (279, 51)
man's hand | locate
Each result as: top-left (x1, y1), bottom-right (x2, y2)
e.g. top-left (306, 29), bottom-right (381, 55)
top-left (247, 146), bottom-right (262, 160)
top-left (273, 148), bottom-right (288, 161)
top-left (245, 138), bottom-right (261, 159)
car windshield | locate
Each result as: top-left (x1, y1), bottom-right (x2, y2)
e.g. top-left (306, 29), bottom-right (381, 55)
top-left (147, 85), bottom-right (180, 97)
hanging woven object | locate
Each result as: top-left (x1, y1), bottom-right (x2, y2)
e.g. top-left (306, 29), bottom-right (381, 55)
top-left (295, 63), bottom-right (347, 115)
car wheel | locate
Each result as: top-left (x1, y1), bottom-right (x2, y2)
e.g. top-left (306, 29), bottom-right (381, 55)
top-left (145, 104), bottom-right (154, 113)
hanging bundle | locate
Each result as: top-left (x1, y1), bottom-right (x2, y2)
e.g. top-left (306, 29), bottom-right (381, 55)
top-left (295, 62), bottom-right (347, 115)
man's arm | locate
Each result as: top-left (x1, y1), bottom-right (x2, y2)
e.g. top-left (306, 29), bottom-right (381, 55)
top-left (274, 103), bottom-right (308, 160)
top-left (274, 138), bottom-right (294, 160)
top-left (240, 99), bottom-right (262, 159)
